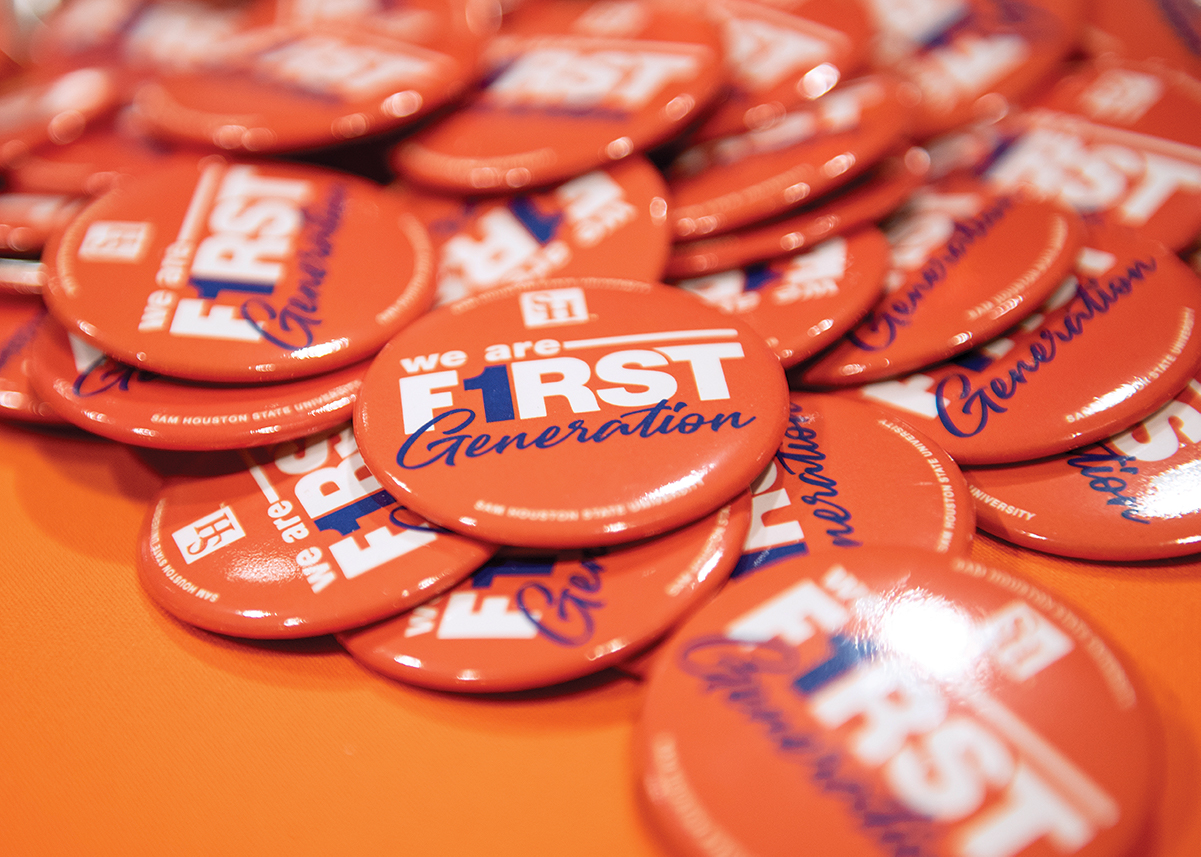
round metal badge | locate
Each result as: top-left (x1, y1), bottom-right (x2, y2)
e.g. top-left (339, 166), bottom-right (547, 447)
top-left (44, 156), bottom-right (435, 383)
top-left (964, 369), bottom-right (1201, 561)
top-left (340, 492), bottom-right (751, 692)
top-left (354, 277), bottom-right (789, 548)
top-left (636, 548), bottom-right (1161, 857)
top-left (27, 316), bottom-right (367, 449)
top-left (138, 423), bottom-right (496, 638)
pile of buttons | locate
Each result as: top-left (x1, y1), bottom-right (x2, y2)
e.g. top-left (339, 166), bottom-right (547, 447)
top-left (1, 0), bottom-right (1196, 854)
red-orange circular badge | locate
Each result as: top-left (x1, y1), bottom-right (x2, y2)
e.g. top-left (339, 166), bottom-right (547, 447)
top-left (964, 368), bottom-right (1201, 561)
top-left (396, 155), bottom-right (671, 306)
top-left (138, 423), bottom-right (496, 638)
top-left (666, 146), bottom-right (928, 278)
top-left (391, 1), bottom-right (726, 192)
top-left (339, 493), bottom-right (751, 692)
top-left (800, 186), bottom-right (1084, 386)
top-left (130, 0), bottom-right (489, 153)
top-left (674, 227), bottom-right (889, 367)
top-left (44, 156), bottom-right (434, 382)
top-left (354, 277), bottom-right (789, 548)
top-left (841, 227), bottom-right (1201, 464)
top-left (635, 548), bottom-right (1160, 857)
top-left (0, 67), bottom-right (119, 167)
top-left (27, 315), bottom-right (367, 449)
top-left (667, 75), bottom-right (910, 239)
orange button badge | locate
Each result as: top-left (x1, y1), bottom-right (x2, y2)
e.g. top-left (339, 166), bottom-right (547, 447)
top-left (981, 108), bottom-right (1201, 252)
top-left (871, 0), bottom-right (1085, 138)
top-left (339, 493), bottom-right (751, 693)
top-left (138, 423), bottom-right (496, 638)
top-left (965, 369), bottom-right (1201, 561)
top-left (635, 548), bottom-right (1161, 857)
top-left (0, 294), bottom-right (64, 423)
top-left (844, 227), bottom-right (1201, 464)
top-left (0, 67), bottom-right (120, 167)
top-left (44, 156), bottom-right (434, 383)
top-left (354, 277), bottom-right (789, 548)
top-left (391, 1), bottom-right (726, 192)
top-left (130, 0), bottom-right (489, 153)
top-left (397, 155), bottom-right (671, 306)
top-left (800, 187), bottom-right (1084, 386)
top-left (667, 75), bottom-right (911, 240)
top-left (27, 316), bottom-right (368, 449)
top-left (732, 392), bottom-right (974, 581)
top-left (693, 0), bottom-right (872, 141)
top-left (674, 226), bottom-right (890, 367)
top-left (666, 145), bottom-right (928, 278)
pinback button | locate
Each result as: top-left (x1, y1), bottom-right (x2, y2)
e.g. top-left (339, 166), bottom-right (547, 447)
top-left (396, 155), bottom-right (671, 306)
top-left (799, 186), bottom-right (1085, 386)
top-left (27, 316), bottom-right (368, 449)
top-left (980, 107), bottom-right (1201, 252)
top-left (0, 193), bottom-right (84, 255)
top-left (339, 492), bottom-right (751, 693)
top-left (635, 548), bottom-right (1160, 857)
top-left (390, 1), bottom-right (726, 193)
top-left (137, 423), bottom-right (496, 638)
top-left (964, 369), bottom-right (1201, 561)
top-left (0, 67), bottom-right (120, 167)
top-left (665, 145), bottom-right (929, 278)
top-left (667, 74), bottom-right (911, 240)
top-left (354, 276), bottom-right (789, 549)
top-left (871, 0), bottom-right (1084, 138)
top-left (0, 294), bottom-right (66, 424)
top-left (843, 226), bottom-right (1201, 464)
top-left (129, 1), bottom-right (489, 153)
top-left (692, 0), bottom-right (873, 142)
top-left (674, 226), bottom-right (889, 368)
top-left (43, 155), bottom-right (435, 383)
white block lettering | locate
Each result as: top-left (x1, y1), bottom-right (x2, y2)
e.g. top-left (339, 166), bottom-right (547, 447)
top-left (436, 592), bottom-right (539, 639)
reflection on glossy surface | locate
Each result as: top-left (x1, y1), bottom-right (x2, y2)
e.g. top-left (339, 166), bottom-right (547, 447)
top-left (1139, 458), bottom-right (1201, 520)
top-left (865, 586), bottom-right (981, 681)
top-left (1080, 382), bottom-right (1139, 419)
top-left (229, 552), bottom-right (297, 585)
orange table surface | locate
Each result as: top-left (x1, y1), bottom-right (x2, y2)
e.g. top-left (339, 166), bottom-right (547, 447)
top-left (1, 418), bottom-right (1198, 857)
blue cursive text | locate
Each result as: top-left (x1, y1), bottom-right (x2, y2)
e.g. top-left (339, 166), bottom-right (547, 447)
top-left (397, 399), bottom-right (756, 469)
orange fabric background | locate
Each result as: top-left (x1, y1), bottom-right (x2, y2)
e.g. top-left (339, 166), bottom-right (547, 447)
top-left (1, 418), bottom-right (1197, 856)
